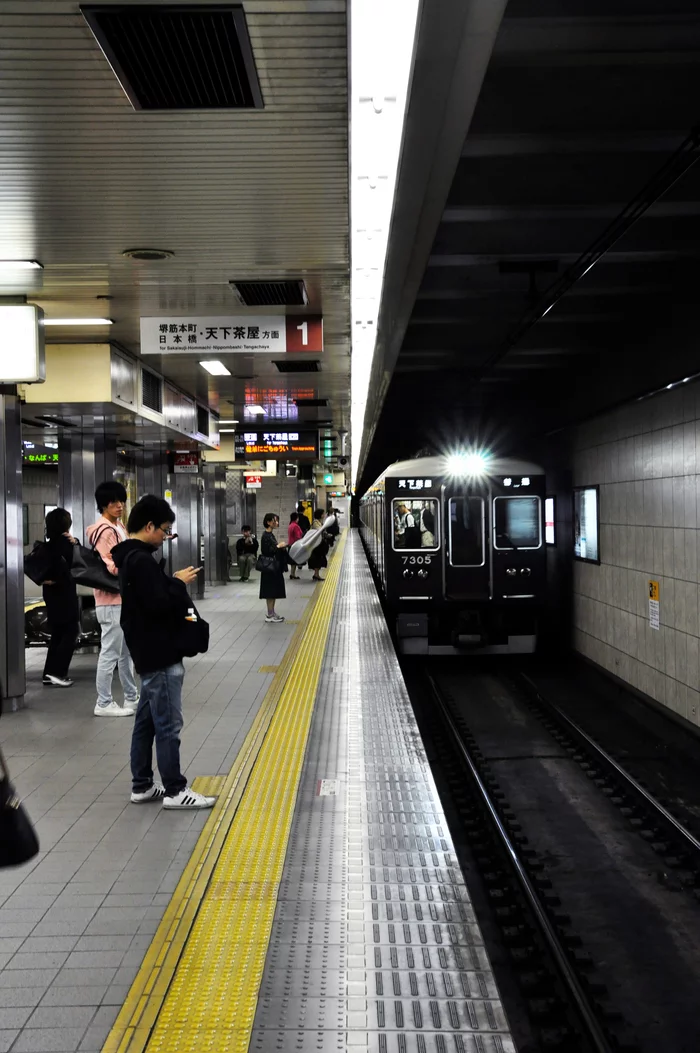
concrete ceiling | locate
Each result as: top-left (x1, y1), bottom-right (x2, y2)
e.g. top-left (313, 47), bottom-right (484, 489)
top-left (360, 0), bottom-right (700, 490)
top-left (0, 0), bottom-right (349, 442)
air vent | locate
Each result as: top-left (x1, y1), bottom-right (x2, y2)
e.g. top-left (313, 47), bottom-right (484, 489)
top-left (81, 4), bottom-right (263, 111)
top-left (274, 360), bottom-right (320, 374)
top-left (231, 280), bottom-right (308, 307)
top-left (197, 405), bottom-right (209, 437)
top-left (294, 398), bottom-right (328, 408)
top-left (141, 369), bottom-right (163, 413)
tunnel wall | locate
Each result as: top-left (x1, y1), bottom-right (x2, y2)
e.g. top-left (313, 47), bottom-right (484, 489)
top-left (572, 380), bottom-right (700, 728)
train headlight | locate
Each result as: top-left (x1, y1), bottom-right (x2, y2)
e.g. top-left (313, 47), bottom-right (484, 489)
top-left (445, 451), bottom-right (490, 477)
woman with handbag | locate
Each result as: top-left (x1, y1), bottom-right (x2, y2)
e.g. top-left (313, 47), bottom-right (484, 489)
top-left (41, 508), bottom-right (79, 688)
top-left (259, 513), bottom-right (287, 623)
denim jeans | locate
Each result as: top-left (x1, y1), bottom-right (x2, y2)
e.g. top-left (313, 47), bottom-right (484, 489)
top-left (95, 605), bottom-right (139, 707)
top-left (130, 662), bottom-right (187, 797)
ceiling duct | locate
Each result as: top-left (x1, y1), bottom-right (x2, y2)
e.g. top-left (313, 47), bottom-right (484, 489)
top-left (274, 360), bottom-right (320, 373)
top-left (231, 280), bottom-right (308, 307)
top-left (81, 4), bottom-right (263, 111)
top-left (140, 368), bottom-right (163, 414)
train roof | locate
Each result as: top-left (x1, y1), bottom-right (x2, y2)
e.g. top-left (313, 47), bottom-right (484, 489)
top-left (364, 455), bottom-right (545, 492)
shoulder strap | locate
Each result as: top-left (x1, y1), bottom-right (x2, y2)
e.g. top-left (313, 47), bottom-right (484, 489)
top-left (91, 522), bottom-right (120, 551)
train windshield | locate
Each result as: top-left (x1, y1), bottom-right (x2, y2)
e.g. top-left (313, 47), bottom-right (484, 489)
top-left (493, 496), bottom-right (541, 550)
top-left (448, 497), bottom-right (485, 566)
top-left (391, 499), bottom-right (439, 551)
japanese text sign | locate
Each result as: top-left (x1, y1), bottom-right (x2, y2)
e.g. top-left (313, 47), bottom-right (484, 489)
top-left (140, 316), bottom-right (323, 356)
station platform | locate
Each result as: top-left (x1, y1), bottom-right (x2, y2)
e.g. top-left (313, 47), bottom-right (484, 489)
top-left (0, 534), bottom-right (513, 1053)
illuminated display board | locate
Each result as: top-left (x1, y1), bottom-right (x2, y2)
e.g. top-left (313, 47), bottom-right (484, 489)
top-left (242, 431), bottom-right (318, 458)
top-left (23, 451), bottom-right (58, 464)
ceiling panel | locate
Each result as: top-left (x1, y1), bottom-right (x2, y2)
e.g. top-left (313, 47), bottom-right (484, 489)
top-left (0, 0), bottom-right (349, 435)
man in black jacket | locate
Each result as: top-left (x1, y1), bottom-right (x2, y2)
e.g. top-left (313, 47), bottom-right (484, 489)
top-left (112, 495), bottom-right (215, 810)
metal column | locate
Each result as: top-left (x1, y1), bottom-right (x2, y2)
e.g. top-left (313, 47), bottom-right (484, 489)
top-left (171, 472), bottom-right (204, 600)
top-left (0, 393), bottom-right (26, 709)
top-left (202, 464), bottom-right (228, 585)
top-left (58, 423), bottom-right (117, 542)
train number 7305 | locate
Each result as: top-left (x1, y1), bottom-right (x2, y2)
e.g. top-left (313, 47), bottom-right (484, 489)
top-left (401, 555), bottom-right (432, 565)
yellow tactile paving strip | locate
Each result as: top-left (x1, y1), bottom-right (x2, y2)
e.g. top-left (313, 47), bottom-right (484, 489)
top-left (103, 533), bottom-right (346, 1053)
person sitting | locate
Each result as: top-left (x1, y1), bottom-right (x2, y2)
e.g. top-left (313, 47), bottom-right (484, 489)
top-left (235, 525), bottom-right (258, 582)
top-left (288, 513), bottom-right (303, 580)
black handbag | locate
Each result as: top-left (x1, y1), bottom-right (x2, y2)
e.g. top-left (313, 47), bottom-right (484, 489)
top-left (255, 554), bottom-right (277, 572)
top-left (70, 543), bottom-right (119, 593)
top-left (175, 603), bottom-right (210, 658)
top-left (24, 541), bottom-right (54, 586)
top-left (0, 748), bottom-right (40, 868)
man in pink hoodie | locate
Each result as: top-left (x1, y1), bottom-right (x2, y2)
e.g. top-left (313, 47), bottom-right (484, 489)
top-left (86, 482), bottom-right (139, 717)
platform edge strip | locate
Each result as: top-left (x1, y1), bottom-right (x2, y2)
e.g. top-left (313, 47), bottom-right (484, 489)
top-left (140, 535), bottom-right (346, 1053)
top-left (100, 550), bottom-right (343, 1053)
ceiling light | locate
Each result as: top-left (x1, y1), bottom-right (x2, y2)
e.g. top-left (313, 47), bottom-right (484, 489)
top-left (219, 428), bottom-right (237, 433)
top-left (219, 419), bottom-right (239, 425)
top-left (200, 360), bottom-right (231, 376)
top-left (122, 248), bottom-right (174, 261)
top-left (43, 317), bottom-right (113, 326)
top-left (0, 260), bottom-right (43, 270)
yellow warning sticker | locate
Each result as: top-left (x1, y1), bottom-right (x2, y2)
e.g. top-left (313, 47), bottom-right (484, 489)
top-left (649, 580), bottom-right (659, 601)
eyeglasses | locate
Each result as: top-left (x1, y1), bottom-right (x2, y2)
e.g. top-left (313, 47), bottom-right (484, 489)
top-left (158, 525), bottom-right (174, 537)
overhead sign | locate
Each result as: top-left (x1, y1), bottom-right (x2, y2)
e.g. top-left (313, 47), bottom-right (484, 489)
top-left (174, 451), bottom-right (199, 475)
top-left (140, 316), bottom-right (323, 356)
top-left (243, 431), bottom-right (318, 458)
top-left (23, 451), bottom-right (58, 464)
top-left (0, 305), bottom-right (45, 383)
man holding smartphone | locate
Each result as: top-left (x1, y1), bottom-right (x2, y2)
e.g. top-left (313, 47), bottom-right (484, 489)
top-left (112, 494), bottom-right (215, 810)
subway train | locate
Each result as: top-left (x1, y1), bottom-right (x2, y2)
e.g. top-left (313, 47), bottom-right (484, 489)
top-left (359, 454), bottom-right (546, 654)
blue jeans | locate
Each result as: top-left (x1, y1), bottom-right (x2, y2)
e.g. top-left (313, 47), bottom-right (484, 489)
top-left (95, 605), bottom-right (139, 707)
top-left (130, 663), bottom-right (187, 797)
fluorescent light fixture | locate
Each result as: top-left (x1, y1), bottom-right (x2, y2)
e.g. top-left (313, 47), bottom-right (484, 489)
top-left (445, 451), bottom-right (490, 477)
top-left (0, 260), bottom-right (43, 270)
top-left (0, 304), bottom-right (45, 383)
top-left (219, 428), bottom-right (237, 433)
top-left (200, 360), bottom-right (231, 376)
top-left (43, 317), bottom-right (113, 326)
top-left (350, 0), bottom-right (420, 483)
top-left (248, 405), bottom-right (265, 415)
top-left (219, 419), bottom-right (239, 425)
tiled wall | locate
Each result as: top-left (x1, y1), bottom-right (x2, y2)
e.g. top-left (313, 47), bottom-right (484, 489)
top-left (572, 380), bottom-right (700, 729)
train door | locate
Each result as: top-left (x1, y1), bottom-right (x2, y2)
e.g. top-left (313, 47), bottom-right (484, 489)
top-left (443, 483), bottom-right (490, 600)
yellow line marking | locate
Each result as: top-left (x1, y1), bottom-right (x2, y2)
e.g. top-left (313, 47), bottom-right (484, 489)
top-left (257, 665), bottom-right (279, 674)
top-left (190, 776), bottom-right (226, 796)
top-left (102, 533), bottom-right (346, 1053)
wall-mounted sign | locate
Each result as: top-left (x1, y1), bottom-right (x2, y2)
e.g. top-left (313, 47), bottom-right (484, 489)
top-left (140, 316), bottom-right (323, 356)
top-left (242, 431), bottom-right (318, 458)
top-left (174, 451), bottom-right (199, 475)
top-left (0, 305), bottom-right (45, 384)
top-left (649, 580), bottom-right (660, 630)
top-left (245, 474), bottom-right (262, 489)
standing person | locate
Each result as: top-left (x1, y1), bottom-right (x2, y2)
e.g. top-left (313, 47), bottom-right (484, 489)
top-left (235, 525), bottom-right (258, 582)
top-left (86, 481), bottom-right (139, 717)
top-left (41, 508), bottom-right (79, 688)
top-left (325, 508), bottom-right (340, 548)
top-left (112, 495), bottom-right (215, 810)
top-left (297, 502), bottom-right (311, 535)
top-left (307, 508), bottom-right (329, 582)
top-left (259, 513), bottom-right (287, 623)
top-left (288, 512), bottom-right (303, 580)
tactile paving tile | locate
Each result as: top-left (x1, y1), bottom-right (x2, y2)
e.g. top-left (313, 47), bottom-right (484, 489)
top-left (251, 535), bottom-right (516, 1051)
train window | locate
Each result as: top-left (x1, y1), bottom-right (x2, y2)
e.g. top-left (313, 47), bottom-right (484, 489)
top-left (392, 498), bottom-right (439, 551)
top-left (545, 497), bottom-right (555, 545)
top-left (573, 487), bottom-right (599, 563)
top-left (448, 497), bottom-right (485, 566)
top-left (494, 496), bottom-right (542, 550)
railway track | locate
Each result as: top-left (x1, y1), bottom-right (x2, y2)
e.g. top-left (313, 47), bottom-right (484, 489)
top-left (418, 665), bottom-right (700, 1053)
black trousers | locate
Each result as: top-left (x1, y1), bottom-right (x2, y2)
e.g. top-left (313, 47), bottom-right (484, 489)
top-left (43, 621), bottom-right (79, 679)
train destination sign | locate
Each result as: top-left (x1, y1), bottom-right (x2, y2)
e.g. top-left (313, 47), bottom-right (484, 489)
top-left (140, 316), bottom-right (323, 356)
top-left (243, 431), bottom-right (318, 458)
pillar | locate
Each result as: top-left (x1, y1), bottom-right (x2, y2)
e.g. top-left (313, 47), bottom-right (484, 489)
top-left (202, 464), bottom-right (228, 585)
top-left (58, 422), bottom-right (117, 541)
top-left (0, 393), bottom-right (26, 709)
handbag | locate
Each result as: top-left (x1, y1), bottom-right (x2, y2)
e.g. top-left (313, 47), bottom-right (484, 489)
top-left (0, 748), bottom-right (40, 868)
top-left (255, 554), bottom-right (278, 572)
top-left (175, 602), bottom-right (210, 658)
top-left (24, 541), bottom-right (54, 586)
top-left (70, 543), bottom-right (119, 594)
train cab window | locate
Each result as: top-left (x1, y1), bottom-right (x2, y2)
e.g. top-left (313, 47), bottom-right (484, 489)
top-left (494, 496), bottom-right (542, 550)
top-left (392, 499), bottom-right (439, 551)
top-left (448, 497), bottom-right (485, 566)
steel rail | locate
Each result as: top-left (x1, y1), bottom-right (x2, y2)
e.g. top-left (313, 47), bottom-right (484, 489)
top-left (426, 671), bottom-right (615, 1053)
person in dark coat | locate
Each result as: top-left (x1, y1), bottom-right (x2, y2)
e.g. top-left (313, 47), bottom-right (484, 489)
top-left (259, 513), bottom-right (287, 623)
top-left (297, 503), bottom-right (311, 535)
top-left (307, 509), bottom-right (329, 582)
top-left (41, 507), bottom-right (79, 687)
top-left (325, 508), bottom-right (340, 547)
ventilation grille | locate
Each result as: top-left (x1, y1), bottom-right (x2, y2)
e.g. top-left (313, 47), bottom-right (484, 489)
top-left (274, 360), bottom-right (320, 373)
top-left (141, 369), bottom-right (163, 413)
top-left (81, 4), bottom-right (263, 111)
top-left (294, 397), bottom-right (328, 407)
top-left (197, 405), bottom-right (210, 437)
top-left (231, 280), bottom-right (308, 307)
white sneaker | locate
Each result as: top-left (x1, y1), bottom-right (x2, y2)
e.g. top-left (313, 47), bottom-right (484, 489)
top-left (162, 787), bottom-right (216, 810)
top-left (131, 783), bottom-right (166, 803)
top-left (43, 675), bottom-right (73, 688)
top-left (94, 700), bottom-right (136, 717)
top-left (265, 614), bottom-right (285, 623)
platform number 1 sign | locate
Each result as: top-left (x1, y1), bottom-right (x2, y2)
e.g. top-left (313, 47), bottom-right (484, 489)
top-left (648, 580), bottom-right (660, 631)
